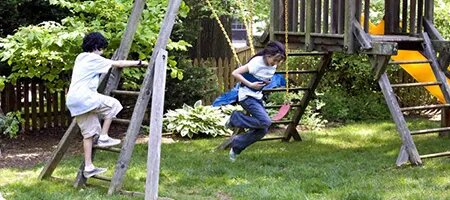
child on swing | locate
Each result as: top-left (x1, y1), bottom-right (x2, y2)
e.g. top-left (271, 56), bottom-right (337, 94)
top-left (226, 41), bottom-right (286, 161)
top-left (66, 32), bottom-right (148, 178)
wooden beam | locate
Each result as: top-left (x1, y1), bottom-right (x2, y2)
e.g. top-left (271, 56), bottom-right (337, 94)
top-left (344, 0), bottom-right (355, 53)
top-left (108, 0), bottom-right (182, 195)
top-left (370, 55), bottom-right (390, 81)
top-left (352, 20), bottom-right (372, 50)
top-left (424, 0), bottom-right (434, 21)
top-left (305, 0), bottom-right (313, 50)
top-left (145, 49), bottom-right (168, 200)
top-left (377, 73), bottom-right (422, 166)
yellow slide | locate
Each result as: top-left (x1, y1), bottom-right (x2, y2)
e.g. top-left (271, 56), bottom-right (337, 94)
top-left (369, 21), bottom-right (446, 103)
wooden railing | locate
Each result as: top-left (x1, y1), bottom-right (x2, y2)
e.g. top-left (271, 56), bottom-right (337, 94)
top-left (0, 79), bottom-right (70, 133)
top-left (271, 0), bottom-right (436, 50)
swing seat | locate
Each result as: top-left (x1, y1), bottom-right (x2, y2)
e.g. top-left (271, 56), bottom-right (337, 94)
top-left (272, 103), bottom-right (291, 121)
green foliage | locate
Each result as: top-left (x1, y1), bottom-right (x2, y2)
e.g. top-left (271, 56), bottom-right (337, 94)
top-left (0, 0), bottom-right (191, 91)
top-left (320, 87), bottom-right (390, 122)
top-left (163, 100), bottom-right (232, 138)
top-left (164, 59), bottom-right (219, 111)
top-left (0, 111), bottom-right (23, 138)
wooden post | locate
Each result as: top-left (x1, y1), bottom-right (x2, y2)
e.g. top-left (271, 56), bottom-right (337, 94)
top-left (344, 0), bottom-right (355, 53)
top-left (145, 49), bottom-right (168, 200)
top-left (424, 0), bottom-right (434, 21)
top-left (305, 0), bottom-right (312, 50)
top-left (108, 0), bottom-right (182, 194)
top-left (377, 72), bottom-right (422, 166)
top-left (38, 0), bottom-right (146, 180)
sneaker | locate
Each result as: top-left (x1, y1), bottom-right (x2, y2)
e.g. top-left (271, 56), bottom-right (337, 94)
top-left (83, 167), bottom-right (107, 178)
top-left (229, 148), bottom-right (237, 162)
top-left (96, 136), bottom-right (121, 147)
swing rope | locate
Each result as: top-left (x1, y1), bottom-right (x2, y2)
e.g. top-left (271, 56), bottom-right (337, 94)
top-left (205, 0), bottom-right (242, 66)
top-left (284, 0), bottom-right (290, 102)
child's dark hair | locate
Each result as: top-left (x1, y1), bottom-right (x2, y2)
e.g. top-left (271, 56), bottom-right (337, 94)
top-left (82, 32), bottom-right (109, 52)
top-left (251, 41), bottom-right (286, 60)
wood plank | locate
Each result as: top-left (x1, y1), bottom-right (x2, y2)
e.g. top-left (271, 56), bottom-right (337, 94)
top-left (420, 151), bottom-right (450, 159)
top-left (315, 0), bottom-right (321, 33)
top-left (377, 72), bottom-right (422, 165)
top-left (424, 0), bottom-right (434, 21)
top-left (38, 120), bottom-right (80, 179)
top-left (23, 80), bottom-right (30, 132)
top-left (46, 87), bottom-right (53, 128)
top-left (300, 0), bottom-right (305, 32)
top-left (60, 90), bottom-right (67, 126)
top-left (323, 0), bottom-right (329, 33)
top-left (417, 0), bottom-right (423, 33)
top-left (391, 82), bottom-right (440, 88)
top-left (145, 49), bottom-right (168, 200)
top-left (363, 0), bottom-right (370, 33)
top-left (344, 0), bottom-right (355, 53)
top-left (402, 0), bottom-right (408, 33)
top-left (410, 127), bottom-right (450, 135)
top-left (38, 81), bottom-right (45, 129)
top-left (410, 0), bottom-right (417, 35)
top-left (53, 89), bottom-right (60, 127)
top-left (108, 0), bottom-right (182, 195)
top-left (305, 0), bottom-right (312, 50)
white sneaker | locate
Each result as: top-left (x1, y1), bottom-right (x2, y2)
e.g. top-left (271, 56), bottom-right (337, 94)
top-left (83, 167), bottom-right (107, 178)
top-left (96, 136), bottom-right (121, 147)
top-left (229, 148), bottom-right (237, 162)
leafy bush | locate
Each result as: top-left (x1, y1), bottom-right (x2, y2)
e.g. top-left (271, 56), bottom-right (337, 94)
top-left (163, 100), bottom-right (232, 138)
top-left (0, 111), bottom-right (23, 138)
top-left (320, 87), bottom-right (390, 122)
top-left (0, 0), bottom-right (191, 91)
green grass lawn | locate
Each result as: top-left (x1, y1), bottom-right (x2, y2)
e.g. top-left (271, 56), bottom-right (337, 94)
top-left (1, 118), bottom-right (450, 199)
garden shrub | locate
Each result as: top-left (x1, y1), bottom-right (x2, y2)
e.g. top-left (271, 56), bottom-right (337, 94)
top-left (0, 111), bottom-right (23, 138)
top-left (163, 100), bottom-right (231, 138)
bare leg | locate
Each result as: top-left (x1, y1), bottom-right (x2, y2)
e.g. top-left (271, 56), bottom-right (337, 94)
top-left (100, 118), bottom-right (112, 136)
top-left (83, 137), bottom-right (93, 167)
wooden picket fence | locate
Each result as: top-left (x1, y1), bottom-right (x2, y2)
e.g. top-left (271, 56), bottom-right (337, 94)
top-left (192, 46), bottom-right (253, 104)
top-left (0, 79), bottom-right (70, 133)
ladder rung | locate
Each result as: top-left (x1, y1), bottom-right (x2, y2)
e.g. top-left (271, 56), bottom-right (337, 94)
top-left (271, 120), bottom-right (293, 124)
top-left (261, 136), bottom-right (286, 141)
top-left (112, 118), bottom-right (131, 124)
top-left (93, 146), bottom-right (121, 153)
top-left (265, 104), bottom-right (301, 109)
top-left (275, 70), bottom-right (318, 74)
top-left (410, 127), bottom-right (450, 135)
top-left (263, 87), bottom-right (309, 93)
top-left (400, 104), bottom-right (450, 112)
top-left (420, 151), bottom-right (450, 159)
top-left (288, 52), bottom-right (328, 56)
top-left (111, 90), bottom-right (140, 96)
top-left (389, 60), bottom-right (431, 65)
top-left (391, 82), bottom-right (441, 88)
top-left (91, 175), bottom-right (112, 182)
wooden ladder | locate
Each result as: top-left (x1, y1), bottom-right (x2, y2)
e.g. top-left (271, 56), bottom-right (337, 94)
top-left (38, 0), bottom-right (182, 195)
top-left (373, 33), bottom-right (450, 166)
top-left (217, 52), bottom-right (333, 149)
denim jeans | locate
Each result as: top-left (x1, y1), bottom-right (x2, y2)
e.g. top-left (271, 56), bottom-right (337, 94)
top-left (229, 97), bottom-right (272, 154)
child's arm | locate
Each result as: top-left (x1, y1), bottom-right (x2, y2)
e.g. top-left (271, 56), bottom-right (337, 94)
top-left (111, 60), bottom-right (149, 68)
top-left (232, 65), bottom-right (266, 90)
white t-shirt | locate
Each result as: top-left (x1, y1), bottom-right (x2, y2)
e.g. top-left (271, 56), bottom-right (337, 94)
top-left (66, 52), bottom-right (113, 116)
top-left (238, 56), bottom-right (277, 101)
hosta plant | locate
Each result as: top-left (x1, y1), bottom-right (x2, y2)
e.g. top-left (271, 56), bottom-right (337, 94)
top-left (163, 100), bottom-right (232, 138)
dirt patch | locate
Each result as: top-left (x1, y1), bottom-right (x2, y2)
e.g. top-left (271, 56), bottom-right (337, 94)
top-left (0, 125), bottom-right (131, 169)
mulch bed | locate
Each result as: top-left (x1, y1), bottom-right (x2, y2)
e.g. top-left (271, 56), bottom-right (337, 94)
top-left (0, 125), bottom-right (129, 169)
